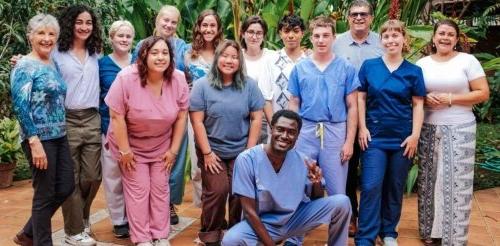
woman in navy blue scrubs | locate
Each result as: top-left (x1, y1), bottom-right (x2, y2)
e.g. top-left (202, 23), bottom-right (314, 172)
top-left (355, 20), bottom-right (426, 246)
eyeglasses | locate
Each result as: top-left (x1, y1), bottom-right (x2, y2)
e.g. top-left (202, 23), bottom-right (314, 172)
top-left (246, 30), bottom-right (264, 38)
top-left (349, 12), bottom-right (370, 18)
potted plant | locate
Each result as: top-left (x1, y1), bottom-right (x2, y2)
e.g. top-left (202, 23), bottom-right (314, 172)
top-left (0, 117), bottom-right (23, 188)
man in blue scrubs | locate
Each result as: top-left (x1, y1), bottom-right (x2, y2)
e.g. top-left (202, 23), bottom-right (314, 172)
top-left (288, 16), bottom-right (359, 197)
top-left (332, 0), bottom-right (384, 236)
top-left (222, 110), bottom-right (351, 246)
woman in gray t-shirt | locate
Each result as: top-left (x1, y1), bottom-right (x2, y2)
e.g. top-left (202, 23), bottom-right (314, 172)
top-left (189, 39), bottom-right (265, 245)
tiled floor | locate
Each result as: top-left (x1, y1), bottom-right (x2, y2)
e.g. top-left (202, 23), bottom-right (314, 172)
top-left (1, 180), bottom-right (499, 246)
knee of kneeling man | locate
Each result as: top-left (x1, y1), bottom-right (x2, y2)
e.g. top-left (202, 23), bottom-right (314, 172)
top-left (221, 229), bottom-right (243, 246)
top-left (327, 194), bottom-right (351, 211)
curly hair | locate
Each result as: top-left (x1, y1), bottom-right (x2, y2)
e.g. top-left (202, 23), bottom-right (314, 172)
top-left (190, 9), bottom-right (223, 59)
top-left (57, 5), bottom-right (103, 55)
top-left (136, 36), bottom-right (175, 87)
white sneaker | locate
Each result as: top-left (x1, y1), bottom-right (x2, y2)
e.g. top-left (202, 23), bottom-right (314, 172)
top-left (83, 219), bottom-right (91, 234)
top-left (136, 242), bottom-right (154, 246)
top-left (64, 232), bottom-right (96, 246)
top-left (153, 238), bottom-right (170, 246)
top-left (383, 237), bottom-right (398, 246)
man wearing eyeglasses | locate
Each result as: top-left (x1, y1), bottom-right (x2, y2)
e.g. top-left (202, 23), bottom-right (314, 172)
top-left (332, 0), bottom-right (384, 238)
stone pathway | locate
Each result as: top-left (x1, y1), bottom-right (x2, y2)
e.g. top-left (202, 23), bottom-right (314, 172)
top-left (1, 180), bottom-right (499, 245)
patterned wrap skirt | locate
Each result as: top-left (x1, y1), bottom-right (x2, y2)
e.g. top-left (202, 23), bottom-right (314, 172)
top-left (417, 120), bottom-right (476, 246)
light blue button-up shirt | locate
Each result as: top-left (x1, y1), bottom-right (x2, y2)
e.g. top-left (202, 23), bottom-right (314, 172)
top-left (332, 31), bottom-right (384, 71)
top-left (52, 48), bottom-right (100, 110)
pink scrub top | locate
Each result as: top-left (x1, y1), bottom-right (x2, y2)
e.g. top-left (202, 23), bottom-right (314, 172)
top-left (105, 65), bottom-right (189, 163)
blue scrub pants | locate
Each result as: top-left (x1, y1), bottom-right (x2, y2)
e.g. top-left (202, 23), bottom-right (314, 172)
top-left (355, 147), bottom-right (412, 245)
top-left (222, 195), bottom-right (351, 246)
top-left (294, 120), bottom-right (348, 195)
top-left (169, 132), bottom-right (188, 205)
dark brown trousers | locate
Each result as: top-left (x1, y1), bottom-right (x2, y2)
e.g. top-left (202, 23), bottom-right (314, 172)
top-left (196, 149), bottom-right (242, 243)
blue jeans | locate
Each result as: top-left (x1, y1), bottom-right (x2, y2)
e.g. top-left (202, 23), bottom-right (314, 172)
top-left (355, 147), bottom-right (412, 246)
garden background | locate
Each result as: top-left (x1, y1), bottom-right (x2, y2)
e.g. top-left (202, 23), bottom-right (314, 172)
top-left (0, 0), bottom-right (498, 191)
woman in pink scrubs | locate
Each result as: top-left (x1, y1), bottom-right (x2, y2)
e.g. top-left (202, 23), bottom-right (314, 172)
top-left (105, 36), bottom-right (189, 246)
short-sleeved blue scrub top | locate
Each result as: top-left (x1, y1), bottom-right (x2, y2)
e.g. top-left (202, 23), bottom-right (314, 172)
top-left (232, 145), bottom-right (313, 226)
top-left (287, 57), bottom-right (360, 123)
top-left (358, 57), bottom-right (426, 149)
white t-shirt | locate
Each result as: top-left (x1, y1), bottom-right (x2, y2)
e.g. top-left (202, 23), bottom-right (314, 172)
top-left (416, 52), bottom-right (485, 125)
top-left (244, 48), bottom-right (275, 101)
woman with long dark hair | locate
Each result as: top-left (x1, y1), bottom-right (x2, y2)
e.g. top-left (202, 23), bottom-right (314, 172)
top-left (105, 36), bottom-right (189, 246)
top-left (190, 40), bottom-right (264, 245)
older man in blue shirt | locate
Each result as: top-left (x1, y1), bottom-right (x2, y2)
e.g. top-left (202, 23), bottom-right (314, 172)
top-left (332, 0), bottom-right (384, 236)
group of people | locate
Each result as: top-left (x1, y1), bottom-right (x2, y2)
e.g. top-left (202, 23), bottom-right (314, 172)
top-left (9, 0), bottom-right (489, 246)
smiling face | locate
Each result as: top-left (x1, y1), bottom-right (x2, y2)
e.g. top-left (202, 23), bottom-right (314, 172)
top-left (381, 29), bottom-right (405, 56)
top-left (279, 26), bottom-right (304, 50)
top-left (432, 24), bottom-right (459, 55)
top-left (270, 116), bottom-right (299, 153)
top-left (111, 25), bottom-right (134, 54)
top-left (73, 11), bottom-right (93, 42)
top-left (311, 26), bottom-right (335, 55)
top-left (243, 23), bottom-right (265, 50)
top-left (348, 6), bottom-right (373, 34)
top-left (146, 40), bottom-right (170, 74)
top-left (156, 10), bottom-right (179, 38)
top-left (30, 26), bottom-right (58, 59)
top-left (217, 45), bottom-right (240, 79)
top-left (200, 15), bottom-right (218, 43)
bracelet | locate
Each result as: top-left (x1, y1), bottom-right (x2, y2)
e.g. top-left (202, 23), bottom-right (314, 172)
top-left (203, 150), bottom-right (212, 156)
top-left (119, 149), bottom-right (131, 156)
top-left (168, 150), bottom-right (178, 157)
top-left (448, 92), bottom-right (452, 107)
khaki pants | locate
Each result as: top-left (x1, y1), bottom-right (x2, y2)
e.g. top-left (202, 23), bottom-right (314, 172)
top-left (62, 108), bottom-right (102, 235)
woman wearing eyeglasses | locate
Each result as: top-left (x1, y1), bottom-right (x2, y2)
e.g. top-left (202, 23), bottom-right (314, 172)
top-left (240, 16), bottom-right (275, 143)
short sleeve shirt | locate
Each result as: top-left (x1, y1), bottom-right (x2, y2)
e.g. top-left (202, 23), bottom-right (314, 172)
top-left (245, 48), bottom-right (276, 101)
top-left (105, 65), bottom-right (189, 162)
top-left (416, 53), bottom-right (485, 125)
top-left (287, 57), bottom-right (360, 122)
top-left (359, 57), bottom-right (426, 149)
top-left (189, 77), bottom-right (265, 159)
top-left (332, 31), bottom-right (384, 71)
top-left (232, 145), bottom-right (310, 226)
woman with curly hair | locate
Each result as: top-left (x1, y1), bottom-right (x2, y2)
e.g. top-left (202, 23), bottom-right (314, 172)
top-left (190, 40), bottom-right (264, 245)
top-left (51, 4), bottom-right (103, 246)
top-left (105, 36), bottom-right (189, 246)
top-left (131, 6), bottom-right (190, 224)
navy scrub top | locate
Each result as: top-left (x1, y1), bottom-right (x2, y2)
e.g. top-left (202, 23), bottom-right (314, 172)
top-left (358, 57), bottom-right (426, 149)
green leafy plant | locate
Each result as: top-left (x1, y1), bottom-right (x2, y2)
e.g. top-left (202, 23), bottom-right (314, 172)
top-left (0, 117), bottom-right (22, 164)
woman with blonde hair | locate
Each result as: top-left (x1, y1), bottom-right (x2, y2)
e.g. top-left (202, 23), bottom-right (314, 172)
top-left (355, 20), bottom-right (426, 246)
top-left (99, 19), bottom-right (135, 238)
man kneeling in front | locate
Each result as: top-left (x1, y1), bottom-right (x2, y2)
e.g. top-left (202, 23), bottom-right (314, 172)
top-left (222, 110), bottom-right (351, 246)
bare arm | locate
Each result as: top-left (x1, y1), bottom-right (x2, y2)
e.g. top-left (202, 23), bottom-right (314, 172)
top-left (263, 101), bottom-right (273, 127)
top-left (288, 96), bottom-right (300, 112)
top-left (401, 96), bottom-right (424, 158)
top-left (247, 110), bottom-right (263, 148)
top-left (189, 111), bottom-right (223, 174)
top-left (240, 196), bottom-right (276, 246)
top-left (341, 91), bottom-right (358, 162)
top-left (357, 91), bottom-right (371, 150)
top-left (162, 110), bottom-right (188, 172)
top-left (110, 109), bottom-right (135, 171)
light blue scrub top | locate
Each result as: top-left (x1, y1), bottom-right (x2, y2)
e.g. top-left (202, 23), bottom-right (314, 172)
top-left (287, 57), bottom-right (360, 123)
top-left (232, 145), bottom-right (313, 226)
top-left (359, 57), bottom-right (426, 149)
